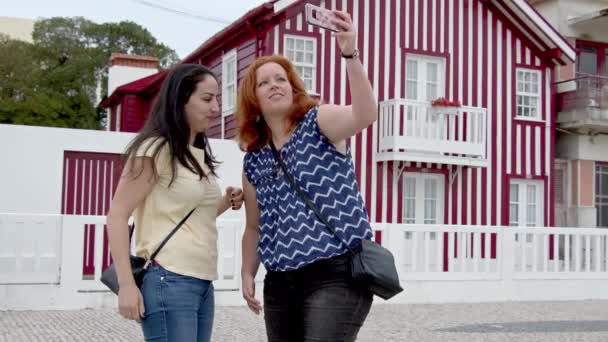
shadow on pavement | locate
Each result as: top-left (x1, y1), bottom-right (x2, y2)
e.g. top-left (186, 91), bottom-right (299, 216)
top-left (436, 320), bottom-right (608, 333)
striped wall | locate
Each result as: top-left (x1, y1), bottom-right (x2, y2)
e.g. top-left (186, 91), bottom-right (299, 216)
top-left (265, 0), bottom-right (555, 227)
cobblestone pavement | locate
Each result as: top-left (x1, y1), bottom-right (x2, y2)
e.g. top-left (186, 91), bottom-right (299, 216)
top-left (2, 300), bottom-right (608, 342)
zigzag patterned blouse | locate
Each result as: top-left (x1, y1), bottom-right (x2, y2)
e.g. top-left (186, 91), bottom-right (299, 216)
top-left (244, 106), bottom-right (373, 272)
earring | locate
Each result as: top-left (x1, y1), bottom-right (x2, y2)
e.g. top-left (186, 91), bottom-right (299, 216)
top-left (255, 115), bottom-right (260, 122)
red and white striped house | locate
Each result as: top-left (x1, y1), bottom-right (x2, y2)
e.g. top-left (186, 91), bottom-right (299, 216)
top-left (100, 0), bottom-right (576, 233)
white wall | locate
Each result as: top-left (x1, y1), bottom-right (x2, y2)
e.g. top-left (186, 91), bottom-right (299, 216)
top-left (0, 124), bottom-right (245, 216)
top-left (533, 0), bottom-right (608, 42)
top-left (107, 65), bottom-right (158, 97)
top-left (556, 133), bottom-right (608, 162)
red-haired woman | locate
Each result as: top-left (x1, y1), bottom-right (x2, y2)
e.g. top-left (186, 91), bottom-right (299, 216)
top-left (236, 10), bottom-right (378, 342)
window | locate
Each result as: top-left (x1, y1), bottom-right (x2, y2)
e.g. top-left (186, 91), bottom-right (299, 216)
top-left (402, 173), bottom-right (444, 225)
top-left (576, 41), bottom-right (608, 77)
top-left (516, 68), bottom-right (542, 120)
top-left (221, 50), bottom-right (237, 115)
top-left (596, 164), bottom-right (608, 228)
top-left (509, 180), bottom-right (544, 227)
top-left (405, 54), bottom-right (446, 102)
top-left (284, 35), bottom-right (316, 93)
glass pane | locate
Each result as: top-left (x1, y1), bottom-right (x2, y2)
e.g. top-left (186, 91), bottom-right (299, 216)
top-left (510, 184), bottom-right (519, 202)
top-left (527, 204), bottom-right (536, 225)
top-left (305, 79), bottom-right (312, 91)
top-left (531, 72), bottom-right (538, 83)
top-left (407, 60), bottom-right (418, 80)
top-left (296, 51), bottom-right (304, 62)
top-left (510, 204), bottom-right (518, 226)
top-left (527, 185), bottom-right (536, 204)
top-left (578, 46), bottom-right (598, 75)
top-left (599, 205), bottom-right (608, 227)
top-left (296, 39), bottom-right (304, 50)
top-left (517, 81), bottom-right (523, 92)
top-left (287, 50), bottom-right (294, 61)
top-left (305, 40), bottom-right (313, 51)
top-left (427, 83), bottom-right (437, 101)
top-left (405, 178), bottom-right (416, 197)
top-left (303, 67), bottom-right (312, 78)
top-left (427, 63), bottom-right (438, 82)
top-left (425, 179), bottom-right (437, 198)
top-left (406, 81), bottom-right (417, 100)
top-left (287, 38), bottom-right (294, 50)
top-left (305, 52), bottom-right (314, 64)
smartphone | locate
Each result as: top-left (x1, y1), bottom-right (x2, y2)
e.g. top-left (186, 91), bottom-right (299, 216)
top-left (305, 3), bottom-right (338, 32)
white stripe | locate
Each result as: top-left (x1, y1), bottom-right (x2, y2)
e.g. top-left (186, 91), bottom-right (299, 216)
top-left (525, 47), bottom-right (531, 65)
top-left (395, 0), bottom-right (402, 98)
top-left (405, 0), bottom-right (410, 49)
top-left (348, 0), bottom-right (355, 164)
top-left (467, 0), bottom-right (473, 106)
top-left (371, 0), bottom-right (380, 222)
top-left (381, 162), bottom-right (388, 222)
top-left (525, 125), bottom-right (531, 176)
top-left (95, 159), bottom-right (100, 215)
top-left (476, 167), bottom-right (482, 225)
top-left (320, 1), bottom-right (326, 99)
top-left (361, 0), bottom-right (369, 214)
top-left (384, 0), bottom-right (390, 100)
top-left (392, 162), bottom-right (399, 223)
top-left (101, 160), bottom-right (107, 215)
top-left (516, 38), bottom-right (521, 64)
top-left (467, 167), bottom-right (472, 224)
top-left (432, 0), bottom-right (437, 52)
top-left (285, 19), bottom-right (290, 30)
top-left (296, 13), bottom-right (302, 31)
top-left (535, 56), bottom-right (540, 67)
top-left (340, 0), bottom-right (347, 105)
top-left (486, 9), bottom-right (493, 225)
top-left (448, 0), bottom-right (454, 100)
top-left (506, 29), bottom-right (512, 174)
top-left (274, 26), bottom-right (279, 53)
top-left (440, 0), bottom-right (445, 53)
top-left (448, 168), bottom-right (453, 225)
top-left (423, 0), bottom-right (428, 51)
top-left (458, 0), bottom-right (463, 102)
top-left (516, 124), bottom-right (522, 175)
top-left (80, 159), bottom-right (85, 214)
top-left (63, 158), bottom-right (69, 213)
top-left (545, 68), bottom-right (552, 225)
top-left (414, 0), bottom-right (419, 50)
top-left (457, 165), bottom-right (462, 225)
top-left (329, 0), bottom-right (336, 105)
top-left (88, 159), bottom-right (93, 215)
top-left (496, 21), bottom-right (502, 225)
top-left (535, 126), bottom-right (541, 176)
top-left (477, 5), bottom-right (482, 107)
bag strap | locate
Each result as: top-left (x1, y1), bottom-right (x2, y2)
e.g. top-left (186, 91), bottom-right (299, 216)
top-left (269, 141), bottom-right (355, 255)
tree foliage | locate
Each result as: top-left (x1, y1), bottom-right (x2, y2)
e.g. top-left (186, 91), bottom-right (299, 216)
top-left (0, 17), bottom-right (179, 129)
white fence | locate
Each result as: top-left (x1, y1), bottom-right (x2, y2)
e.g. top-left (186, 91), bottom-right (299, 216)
top-left (2, 213), bottom-right (608, 310)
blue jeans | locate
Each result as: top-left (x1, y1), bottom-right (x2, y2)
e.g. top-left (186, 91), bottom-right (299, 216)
top-left (263, 253), bottom-right (373, 342)
top-left (140, 263), bottom-right (214, 342)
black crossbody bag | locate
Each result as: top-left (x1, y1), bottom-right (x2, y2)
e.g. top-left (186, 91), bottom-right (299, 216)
top-left (270, 141), bottom-right (403, 300)
top-left (100, 208), bottom-right (196, 295)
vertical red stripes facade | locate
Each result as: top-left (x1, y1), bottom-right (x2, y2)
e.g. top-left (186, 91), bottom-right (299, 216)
top-left (62, 151), bottom-right (123, 277)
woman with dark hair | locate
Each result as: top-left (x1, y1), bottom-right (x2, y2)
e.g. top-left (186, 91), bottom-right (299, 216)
top-left (237, 10), bottom-right (378, 342)
top-left (106, 63), bottom-right (244, 342)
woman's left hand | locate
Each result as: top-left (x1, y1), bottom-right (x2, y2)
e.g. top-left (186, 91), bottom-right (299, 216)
top-left (225, 186), bottom-right (244, 210)
top-left (332, 10), bottom-right (356, 56)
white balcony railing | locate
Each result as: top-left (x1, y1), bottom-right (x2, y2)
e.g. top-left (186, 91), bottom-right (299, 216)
top-left (378, 99), bottom-right (488, 166)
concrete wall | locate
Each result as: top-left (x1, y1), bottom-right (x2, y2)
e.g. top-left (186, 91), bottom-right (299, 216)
top-left (533, 0), bottom-right (608, 43)
top-left (0, 124), bottom-right (245, 218)
top-left (0, 16), bottom-right (35, 42)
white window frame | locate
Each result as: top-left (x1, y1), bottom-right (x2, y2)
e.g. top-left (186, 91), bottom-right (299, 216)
top-left (596, 163), bottom-right (608, 228)
top-left (509, 179), bottom-right (544, 229)
top-left (284, 34), bottom-right (317, 94)
top-left (402, 172), bottom-right (445, 225)
top-left (405, 54), bottom-right (446, 102)
top-left (515, 68), bottom-right (542, 121)
top-left (221, 49), bottom-right (237, 117)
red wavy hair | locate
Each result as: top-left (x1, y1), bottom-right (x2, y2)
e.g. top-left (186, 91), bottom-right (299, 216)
top-left (236, 55), bottom-right (319, 152)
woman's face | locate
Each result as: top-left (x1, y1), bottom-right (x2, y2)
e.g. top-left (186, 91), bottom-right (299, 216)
top-left (255, 62), bottom-right (294, 117)
top-left (184, 75), bottom-right (220, 136)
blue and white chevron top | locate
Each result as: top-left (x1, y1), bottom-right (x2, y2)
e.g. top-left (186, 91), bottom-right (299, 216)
top-left (243, 106), bottom-right (373, 272)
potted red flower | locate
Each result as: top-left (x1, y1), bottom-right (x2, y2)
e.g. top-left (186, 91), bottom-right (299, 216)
top-left (431, 97), bottom-right (461, 115)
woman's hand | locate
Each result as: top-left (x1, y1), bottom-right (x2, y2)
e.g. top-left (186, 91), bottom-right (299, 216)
top-left (332, 10), bottom-right (356, 56)
top-left (241, 273), bottom-right (262, 315)
top-left (118, 283), bottom-right (145, 321)
top-left (225, 186), bottom-right (244, 210)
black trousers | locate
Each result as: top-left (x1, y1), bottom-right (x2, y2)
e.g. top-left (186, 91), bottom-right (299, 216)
top-left (263, 254), bottom-right (373, 342)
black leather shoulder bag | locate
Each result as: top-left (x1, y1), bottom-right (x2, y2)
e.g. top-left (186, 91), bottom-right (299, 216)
top-left (100, 208), bottom-right (196, 295)
top-left (270, 141), bottom-right (403, 300)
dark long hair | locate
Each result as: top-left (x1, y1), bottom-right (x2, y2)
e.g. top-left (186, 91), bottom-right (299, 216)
top-left (123, 64), bottom-right (219, 186)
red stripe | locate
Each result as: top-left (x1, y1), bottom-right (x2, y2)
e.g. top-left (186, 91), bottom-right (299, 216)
top-left (397, 164), bottom-right (404, 223)
top-left (389, 0), bottom-right (396, 99)
top-left (61, 155), bottom-right (68, 215)
top-left (105, 160), bottom-right (113, 216)
top-left (471, 168), bottom-right (477, 225)
top-left (480, 6), bottom-right (488, 226)
top-left (501, 25), bottom-right (509, 226)
top-left (90, 159), bottom-right (98, 216)
top-left (83, 159), bottom-right (90, 215)
top-left (74, 159), bottom-right (83, 215)
top-left (453, 0), bottom-right (460, 102)
top-left (386, 162), bottom-right (393, 223)
top-left (451, 166), bottom-right (457, 225)
top-left (548, 68), bottom-right (556, 226)
top-left (427, 0), bottom-right (433, 52)
top-left (461, 167), bottom-right (467, 225)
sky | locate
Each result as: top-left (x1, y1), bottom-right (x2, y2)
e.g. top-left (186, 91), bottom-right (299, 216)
top-left (1, 0), bottom-right (271, 58)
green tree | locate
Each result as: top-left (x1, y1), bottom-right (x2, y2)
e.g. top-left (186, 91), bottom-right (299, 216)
top-left (0, 17), bottom-right (179, 129)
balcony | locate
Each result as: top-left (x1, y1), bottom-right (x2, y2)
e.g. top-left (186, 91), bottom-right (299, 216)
top-left (556, 74), bottom-right (608, 133)
top-left (378, 99), bottom-right (488, 167)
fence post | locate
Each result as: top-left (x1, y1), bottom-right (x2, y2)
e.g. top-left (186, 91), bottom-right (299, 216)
top-left (500, 228), bottom-right (515, 300)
